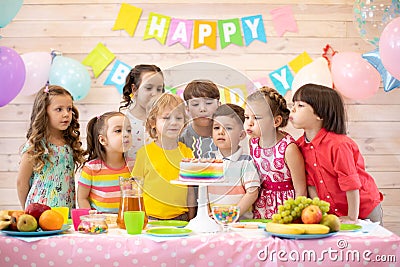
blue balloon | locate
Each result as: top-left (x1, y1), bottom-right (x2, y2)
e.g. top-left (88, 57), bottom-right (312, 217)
top-left (362, 48), bottom-right (400, 92)
top-left (49, 56), bottom-right (91, 100)
top-left (0, 0), bottom-right (23, 28)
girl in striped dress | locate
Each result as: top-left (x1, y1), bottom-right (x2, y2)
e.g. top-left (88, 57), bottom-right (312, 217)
top-left (77, 112), bottom-right (133, 213)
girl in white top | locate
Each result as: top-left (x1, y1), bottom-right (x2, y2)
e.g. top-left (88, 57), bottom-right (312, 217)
top-left (119, 64), bottom-right (165, 162)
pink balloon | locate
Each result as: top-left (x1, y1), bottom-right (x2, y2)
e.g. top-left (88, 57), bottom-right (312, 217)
top-left (331, 52), bottom-right (380, 100)
top-left (0, 46), bottom-right (26, 107)
top-left (379, 17), bottom-right (400, 80)
top-left (20, 52), bottom-right (52, 96)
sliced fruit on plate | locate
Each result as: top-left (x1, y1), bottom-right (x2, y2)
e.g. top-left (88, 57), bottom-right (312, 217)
top-left (340, 224), bottom-right (362, 231)
top-left (231, 222), bottom-right (260, 229)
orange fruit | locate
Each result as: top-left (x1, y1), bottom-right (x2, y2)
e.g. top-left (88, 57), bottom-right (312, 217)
top-left (38, 210), bottom-right (64, 230)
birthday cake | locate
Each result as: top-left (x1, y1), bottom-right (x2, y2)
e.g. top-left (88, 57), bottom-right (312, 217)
top-left (179, 158), bottom-right (224, 182)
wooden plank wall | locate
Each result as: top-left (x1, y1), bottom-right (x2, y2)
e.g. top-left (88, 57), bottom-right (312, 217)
top-left (0, 0), bottom-right (399, 235)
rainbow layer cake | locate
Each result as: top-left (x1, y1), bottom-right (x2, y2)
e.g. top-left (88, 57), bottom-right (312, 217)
top-left (179, 158), bottom-right (224, 182)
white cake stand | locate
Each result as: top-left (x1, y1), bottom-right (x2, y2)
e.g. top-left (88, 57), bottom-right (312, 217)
top-left (171, 180), bottom-right (221, 233)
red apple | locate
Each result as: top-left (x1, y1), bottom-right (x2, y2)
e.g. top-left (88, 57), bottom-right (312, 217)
top-left (9, 210), bottom-right (25, 231)
top-left (25, 203), bottom-right (51, 221)
top-left (301, 205), bottom-right (322, 224)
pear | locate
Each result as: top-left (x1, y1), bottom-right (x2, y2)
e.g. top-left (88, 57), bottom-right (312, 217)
top-left (320, 214), bottom-right (341, 232)
top-left (17, 214), bottom-right (38, 232)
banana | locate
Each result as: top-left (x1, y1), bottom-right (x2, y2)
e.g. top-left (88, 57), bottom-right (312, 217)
top-left (0, 220), bottom-right (11, 230)
top-left (265, 222), bottom-right (305, 235)
top-left (0, 210), bottom-right (12, 230)
top-left (287, 224), bottom-right (330, 234)
top-left (0, 210), bottom-right (11, 220)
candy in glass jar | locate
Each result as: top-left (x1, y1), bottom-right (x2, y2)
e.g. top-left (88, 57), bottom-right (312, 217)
top-left (77, 210), bottom-right (108, 234)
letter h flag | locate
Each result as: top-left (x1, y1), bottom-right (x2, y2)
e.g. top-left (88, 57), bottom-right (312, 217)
top-left (144, 12), bottom-right (171, 45)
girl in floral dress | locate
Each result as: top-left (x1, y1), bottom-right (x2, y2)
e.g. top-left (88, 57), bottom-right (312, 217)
top-left (244, 86), bottom-right (307, 219)
top-left (16, 85), bottom-right (86, 210)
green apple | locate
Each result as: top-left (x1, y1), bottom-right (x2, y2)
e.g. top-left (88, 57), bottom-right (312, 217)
top-left (17, 214), bottom-right (38, 232)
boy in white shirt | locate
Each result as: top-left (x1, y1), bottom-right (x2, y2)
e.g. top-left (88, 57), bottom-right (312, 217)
top-left (208, 104), bottom-right (261, 219)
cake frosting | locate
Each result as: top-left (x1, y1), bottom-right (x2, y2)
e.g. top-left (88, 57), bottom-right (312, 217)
top-left (179, 158), bottom-right (224, 182)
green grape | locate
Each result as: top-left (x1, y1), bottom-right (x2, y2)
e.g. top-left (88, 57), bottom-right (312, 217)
top-left (278, 205), bottom-right (285, 212)
top-left (271, 196), bottom-right (332, 224)
top-left (312, 197), bottom-right (320, 205)
top-left (286, 198), bottom-right (294, 205)
top-left (273, 214), bottom-right (281, 220)
top-left (298, 196), bottom-right (307, 202)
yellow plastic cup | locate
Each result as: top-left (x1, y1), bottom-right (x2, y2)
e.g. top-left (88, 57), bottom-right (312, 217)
top-left (51, 207), bottom-right (69, 224)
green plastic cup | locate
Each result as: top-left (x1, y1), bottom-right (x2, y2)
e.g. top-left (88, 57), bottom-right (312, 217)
top-left (124, 211), bottom-right (145, 235)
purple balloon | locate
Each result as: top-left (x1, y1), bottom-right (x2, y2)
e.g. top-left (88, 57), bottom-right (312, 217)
top-left (0, 46), bottom-right (26, 107)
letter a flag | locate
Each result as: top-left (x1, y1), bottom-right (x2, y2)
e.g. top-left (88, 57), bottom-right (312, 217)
top-left (112, 3), bottom-right (143, 36)
top-left (270, 6), bottom-right (298, 37)
top-left (82, 43), bottom-right (115, 78)
top-left (166, 19), bottom-right (193, 48)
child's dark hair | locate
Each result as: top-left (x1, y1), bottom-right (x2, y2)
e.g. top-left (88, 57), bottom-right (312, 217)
top-left (213, 104), bottom-right (245, 127)
top-left (183, 79), bottom-right (220, 101)
top-left (292, 83), bottom-right (347, 134)
top-left (25, 85), bottom-right (86, 172)
top-left (119, 64), bottom-right (164, 110)
top-left (86, 111), bottom-right (126, 162)
top-left (247, 86), bottom-right (290, 128)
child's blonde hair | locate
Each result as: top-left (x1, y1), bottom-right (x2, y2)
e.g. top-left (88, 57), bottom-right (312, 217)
top-left (246, 86), bottom-right (290, 128)
top-left (25, 85), bottom-right (86, 172)
top-left (146, 93), bottom-right (187, 139)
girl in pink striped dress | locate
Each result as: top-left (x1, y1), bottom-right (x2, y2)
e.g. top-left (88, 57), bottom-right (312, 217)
top-left (244, 87), bottom-right (307, 219)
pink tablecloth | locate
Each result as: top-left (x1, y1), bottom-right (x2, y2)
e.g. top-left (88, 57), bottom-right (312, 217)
top-left (0, 225), bottom-right (399, 267)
